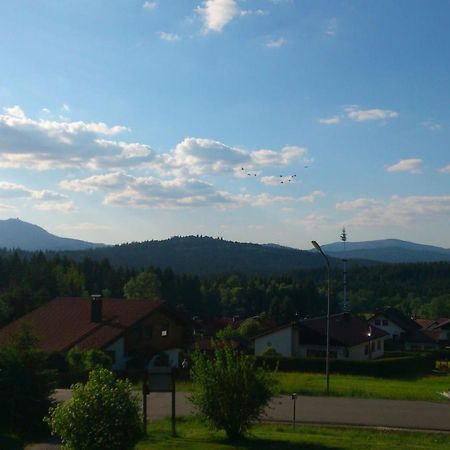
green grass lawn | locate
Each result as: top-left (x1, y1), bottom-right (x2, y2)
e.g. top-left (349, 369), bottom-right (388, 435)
top-left (176, 372), bottom-right (450, 402)
top-left (275, 372), bottom-right (450, 402)
top-left (138, 417), bottom-right (450, 450)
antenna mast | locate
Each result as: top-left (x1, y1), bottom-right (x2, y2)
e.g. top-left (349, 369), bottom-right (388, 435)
top-left (340, 227), bottom-right (348, 312)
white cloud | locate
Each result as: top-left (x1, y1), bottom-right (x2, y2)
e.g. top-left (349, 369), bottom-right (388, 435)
top-left (142, 1), bottom-right (157, 10)
top-left (339, 195), bottom-right (450, 228)
top-left (299, 190), bottom-right (325, 203)
top-left (295, 213), bottom-right (330, 231)
top-left (157, 138), bottom-right (308, 176)
top-left (41, 108), bottom-right (51, 115)
top-left (196, 0), bottom-right (239, 33)
top-left (266, 37), bottom-right (287, 48)
top-left (34, 201), bottom-right (76, 213)
top-left (345, 105), bottom-right (399, 122)
top-left (158, 32), bottom-right (180, 41)
top-left (386, 158), bottom-right (422, 174)
top-left (0, 106), bottom-right (148, 170)
top-left (421, 120), bottom-right (442, 131)
top-left (0, 203), bottom-right (17, 211)
top-left (336, 198), bottom-right (382, 211)
top-left (0, 181), bottom-right (67, 201)
top-left (260, 176), bottom-right (280, 186)
top-left (438, 164), bottom-right (450, 174)
top-left (62, 103), bottom-right (70, 112)
top-left (318, 116), bottom-right (340, 125)
top-left (60, 171), bottom-right (133, 194)
top-left (325, 18), bottom-right (338, 37)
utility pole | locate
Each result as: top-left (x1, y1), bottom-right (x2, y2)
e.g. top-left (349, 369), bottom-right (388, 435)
top-left (340, 228), bottom-right (348, 312)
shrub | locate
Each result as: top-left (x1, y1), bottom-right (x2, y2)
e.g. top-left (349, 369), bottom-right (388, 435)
top-left (0, 325), bottom-right (56, 436)
top-left (256, 354), bottom-right (435, 378)
top-left (66, 347), bottom-right (112, 373)
top-left (189, 342), bottom-right (275, 440)
top-left (46, 368), bottom-right (142, 450)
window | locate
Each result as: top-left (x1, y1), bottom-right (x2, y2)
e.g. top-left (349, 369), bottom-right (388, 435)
top-left (382, 319), bottom-right (388, 326)
top-left (161, 323), bottom-right (169, 337)
top-left (375, 319), bottom-right (381, 326)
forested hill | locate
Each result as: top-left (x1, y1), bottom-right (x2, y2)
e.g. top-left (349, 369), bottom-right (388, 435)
top-left (60, 236), bottom-right (357, 276)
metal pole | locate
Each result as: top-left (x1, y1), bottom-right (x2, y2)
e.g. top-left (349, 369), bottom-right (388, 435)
top-left (171, 369), bottom-right (176, 437)
top-left (326, 261), bottom-right (330, 395)
top-left (312, 241), bottom-right (331, 396)
top-left (142, 372), bottom-right (148, 434)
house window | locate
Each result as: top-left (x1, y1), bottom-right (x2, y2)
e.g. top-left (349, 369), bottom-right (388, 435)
top-left (382, 319), bottom-right (388, 326)
top-left (161, 323), bottom-right (169, 337)
top-left (377, 340), bottom-right (381, 350)
top-left (375, 319), bottom-right (381, 326)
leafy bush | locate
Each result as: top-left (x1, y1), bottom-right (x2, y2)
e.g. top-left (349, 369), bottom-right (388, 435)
top-left (189, 342), bottom-right (274, 440)
top-left (0, 325), bottom-right (56, 436)
top-left (66, 347), bottom-right (112, 373)
top-left (46, 368), bottom-right (142, 450)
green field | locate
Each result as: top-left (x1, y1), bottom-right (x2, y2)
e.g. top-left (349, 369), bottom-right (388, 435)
top-left (275, 372), bottom-right (450, 402)
top-left (138, 418), bottom-right (450, 450)
top-left (177, 372), bottom-right (450, 402)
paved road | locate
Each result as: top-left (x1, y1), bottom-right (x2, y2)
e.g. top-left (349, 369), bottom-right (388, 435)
top-left (53, 389), bottom-right (450, 432)
top-left (26, 391), bottom-right (450, 449)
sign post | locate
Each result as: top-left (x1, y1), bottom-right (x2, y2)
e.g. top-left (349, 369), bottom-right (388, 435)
top-left (145, 367), bottom-right (177, 437)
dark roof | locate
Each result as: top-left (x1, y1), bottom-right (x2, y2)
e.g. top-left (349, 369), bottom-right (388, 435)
top-left (298, 313), bottom-right (387, 347)
top-left (255, 313), bottom-right (387, 347)
top-left (0, 297), bottom-right (189, 352)
top-left (371, 308), bottom-right (421, 332)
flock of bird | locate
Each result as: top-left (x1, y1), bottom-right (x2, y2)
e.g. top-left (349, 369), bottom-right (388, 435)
top-left (240, 166), bottom-right (308, 184)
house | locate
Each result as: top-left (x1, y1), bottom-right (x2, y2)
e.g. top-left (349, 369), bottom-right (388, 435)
top-left (415, 317), bottom-right (450, 347)
top-left (254, 313), bottom-right (387, 360)
top-left (0, 296), bottom-right (193, 370)
top-left (368, 308), bottom-right (438, 351)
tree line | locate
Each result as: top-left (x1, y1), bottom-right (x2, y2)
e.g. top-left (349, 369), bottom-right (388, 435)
top-left (0, 251), bottom-right (449, 327)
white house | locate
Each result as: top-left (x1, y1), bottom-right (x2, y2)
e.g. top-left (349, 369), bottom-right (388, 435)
top-left (255, 313), bottom-right (387, 361)
top-left (369, 308), bottom-right (437, 351)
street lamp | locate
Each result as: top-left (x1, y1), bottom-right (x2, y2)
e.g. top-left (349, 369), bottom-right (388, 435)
top-left (311, 240), bottom-right (331, 395)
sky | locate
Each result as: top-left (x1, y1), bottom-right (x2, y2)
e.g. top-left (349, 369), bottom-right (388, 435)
top-left (0, 0), bottom-right (449, 249)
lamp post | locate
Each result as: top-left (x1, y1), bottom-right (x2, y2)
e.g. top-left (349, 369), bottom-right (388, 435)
top-left (367, 326), bottom-right (372, 360)
top-left (312, 240), bottom-right (331, 395)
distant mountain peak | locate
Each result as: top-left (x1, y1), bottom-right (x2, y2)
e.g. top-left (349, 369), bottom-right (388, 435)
top-left (0, 218), bottom-right (105, 251)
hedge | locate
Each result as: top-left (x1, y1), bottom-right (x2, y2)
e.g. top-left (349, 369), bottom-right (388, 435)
top-left (256, 354), bottom-right (435, 378)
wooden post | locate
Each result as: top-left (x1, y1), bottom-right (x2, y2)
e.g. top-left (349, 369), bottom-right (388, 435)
top-left (171, 369), bottom-right (176, 437)
top-left (142, 372), bottom-right (148, 434)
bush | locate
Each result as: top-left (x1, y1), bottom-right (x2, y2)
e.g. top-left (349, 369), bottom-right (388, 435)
top-left (0, 325), bottom-right (56, 436)
top-left (46, 368), bottom-right (142, 450)
top-left (256, 354), bottom-right (435, 378)
top-left (189, 342), bottom-right (275, 440)
top-left (66, 347), bottom-right (112, 373)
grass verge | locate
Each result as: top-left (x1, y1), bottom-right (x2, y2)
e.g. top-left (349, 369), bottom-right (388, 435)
top-left (138, 417), bottom-right (450, 450)
top-left (275, 372), bottom-right (450, 402)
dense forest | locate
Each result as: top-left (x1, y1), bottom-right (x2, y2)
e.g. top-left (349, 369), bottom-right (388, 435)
top-left (0, 250), bottom-right (449, 328)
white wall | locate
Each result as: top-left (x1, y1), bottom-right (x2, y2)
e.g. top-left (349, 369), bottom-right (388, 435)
top-left (370, 315), bottom-right (404, 340)
top-left (105, 337), bottom-right (126, 370)
top-left (255, 326), bottom-right (293, 357)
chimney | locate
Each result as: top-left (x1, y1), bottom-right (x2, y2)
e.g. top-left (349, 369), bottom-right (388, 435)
top-left (90, 294), bottom-right (103, 323)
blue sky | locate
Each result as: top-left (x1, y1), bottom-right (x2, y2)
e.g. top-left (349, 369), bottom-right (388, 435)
top-left (0, 0), bottom-right (449, 249)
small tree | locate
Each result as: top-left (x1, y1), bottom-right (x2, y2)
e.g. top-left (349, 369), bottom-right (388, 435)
top-left (0, 325), bottom-right (56, 436)
top-left (123, 271), bottom-right (162, 300)
top-left (46, 368), bottom-right (142, 450)
top-left (189, 342), bottom-right (274, 440)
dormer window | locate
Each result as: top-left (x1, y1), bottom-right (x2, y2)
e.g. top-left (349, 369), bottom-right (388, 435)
top-left (161, 323), bottom-right (169, 337)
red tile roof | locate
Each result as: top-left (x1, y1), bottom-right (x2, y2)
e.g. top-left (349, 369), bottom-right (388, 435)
top-left (0, 297), bottom-right (169, 352)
